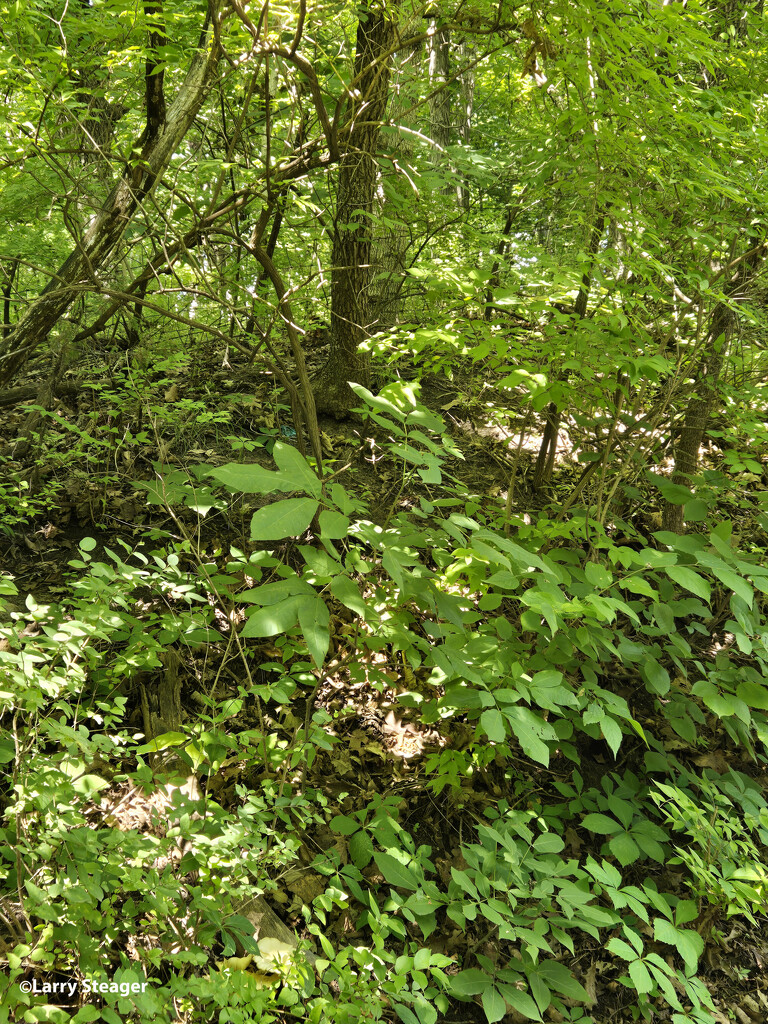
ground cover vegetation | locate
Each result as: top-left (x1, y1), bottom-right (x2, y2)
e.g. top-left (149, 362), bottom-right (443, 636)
top-left (0, 0), bottom-right (767, 1021)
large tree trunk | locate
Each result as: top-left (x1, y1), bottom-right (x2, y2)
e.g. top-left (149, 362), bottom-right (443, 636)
top-left (314, 1), bottom-right (398, 417)
top-left (370, 20), bottom-right (421, 332)
top-left (0, 13), bottom-right (220, 388)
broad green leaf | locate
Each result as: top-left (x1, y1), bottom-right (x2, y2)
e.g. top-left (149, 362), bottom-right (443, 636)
top-left (297, 594), bottom-right (330, 667)
top-left (502, 986), bottom-right (541, 1020)
top-left (505, 706), bottom-right (554, 766)
top-left (330, 814), bottom-right (361, 836)
top-left (393, 1006), bottom-right (420, 1024)
top-left (736, 681), bottom-right (768, 710)
top-left (72, 1008), bottom-right (103, 1022)
top-left (581, 813), bottom-right (621, 835)
top-left (480, 708), bottom-right (506, 742)
top-left (675, 900), bottom-right (698, 926)
top-left (652, 477), bottom-right (695, 504)
top-left (71, 774), bottom-right (110, 797)
top-left (319, 508), bottom-right (350, 539)
top-left (628, 958), bottom-right (653, 995)
top-left (621, 576), bottom-right (658, 597)
top-left (601, 716), bottom-right (623, 757)
top-left (374, 852), bottom-right (420, 891)
top-left (691, 680), bottom-right (736, 717)
top-left (533, 833), bottom-right (565, 854)
top-left (449, 969), bottom-right (492, 997)
top-left (641, 661), bottom-right (670, 696)
top-left (684, 499), bottom-right (709, 521)
top-left (272, 441), bottom-right (321, 497)
top-left (606, 937), bottom-right (639, 961)
top-left (482, 986), bottom-right (506, 1023)
top-left (250, 498), bottom-right (319, 540)
top-left (330, 574), bottom-right (366, 616)
top-left (241, 596), bottom-right (301, 638)
top-left (716, 568), bottom-right (753, 607)
top-left (538, 960), bottom-right (590, 1002)
top-left (209, 463), bottom-right (286, 494)
top-left (135, 732), bottom-right (187, 754)
top-left (664, 566), bottom-right (711, 602)
top-left (238, 578), bottom-right (311, 605)
top-left (608, 832), bottom-right (640, 866)
top-left (349, 829), bottom-right (374, 868)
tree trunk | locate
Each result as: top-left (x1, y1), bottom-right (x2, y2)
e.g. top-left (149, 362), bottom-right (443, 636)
top-left (532, 211), bottom-right (605, 489)
top-left (314, 1), bottom-right (398, 417)
top-left (0, 14), bottom-right (220, 388)
top-left (370, 21), bottom-right (421, 331)
top-left (661, 304), bottom-right (731, 534)
top-left (427, 17), bottom-right (451, 162)
top-left (661, 241), bottom-right (766, 532)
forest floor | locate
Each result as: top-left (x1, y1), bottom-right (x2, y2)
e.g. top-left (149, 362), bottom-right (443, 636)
top-left (1, 340), bottom-right (767, 1024)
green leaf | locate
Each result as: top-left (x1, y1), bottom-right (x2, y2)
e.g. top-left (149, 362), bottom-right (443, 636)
top-left (349, 829), bottom-right (374, 868)
top-left (330, 574), bottom-right (366, 616)
top-left (533, 833), bottom-right (565, 854)
top-left (502, 987), bottom-right (541, 1020)
top-left (272, 441), bottom-right (321, 497)
top-left (297, 594), bottom-right (330, 667)
top-left (250, 498), bottom-right (319, 540)
top-left (684, 499), bottom-right (709, 522)
top-left (72, 1008), bottom-right (103, 1022)
top-left (628, 958), bottom-right (653, 995)
top-left (394, 1006), bottom-right (420, 1024)
top-left (664, 566), bottom-right (711, 602)
top-left (72, 774), bottom-right (110, 797)
top-left (209, 462), bottom-right (286, 494)
top-left (675, 900), bottom-right (698, 926)
top-left (135, 732), bottom-right (187, 754)
top-left (319, 508), bottom-right (351, 539)
top-left (374, 852), bottom-right (420, 891)
top-left (736, 681), bottom-right (768, 710)
top-left (241, 596), bottom-right (301, 638)
top-left (641, 661), bottom-right (670, 696)
top-left (653, 919), bottom-right (703, 975)
top-left (601, 716), bottom-right (623, 757)
top-left (450, 969), bottom-right (492, 997)
top-left (538, 960), bottom-right (590, 1002)
top-left (481, 986), bottom-right (507, 1023)
top-left (505, 706), bottom-right (553, 766)
top-left (692, 680), bottom-right (736, 717)
top-left (608, 832), bottom-right (640, 866)
top-left (581, 813), bottom-right (622, 835)
top-left (606, 937), bottom-right (639, 961)
top-left (715, 567), bottom-right (753, 607)
top-left (480, 708), bottom-right (506, 742)
top-left (652, 477), bottom-right (695, 504)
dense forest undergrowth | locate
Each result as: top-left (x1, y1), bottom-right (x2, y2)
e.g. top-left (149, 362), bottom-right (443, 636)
top-left (2, 326), bottom-right (768, 1024)
top-left (2, 0), bottom-right (768, 1022)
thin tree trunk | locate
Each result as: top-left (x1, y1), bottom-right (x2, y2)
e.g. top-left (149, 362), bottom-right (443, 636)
top-left (532, 211), bottom-right (605, 489)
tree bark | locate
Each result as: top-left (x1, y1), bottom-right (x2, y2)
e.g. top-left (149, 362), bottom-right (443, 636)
top-left (369, 20), bottom-right (421, 331)
top-left (661, 241), bottom-right (766, 532)
top-left (313, 0), bottom-right (399, 417)
top-left (0, 13), bottom-right (220, 388)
